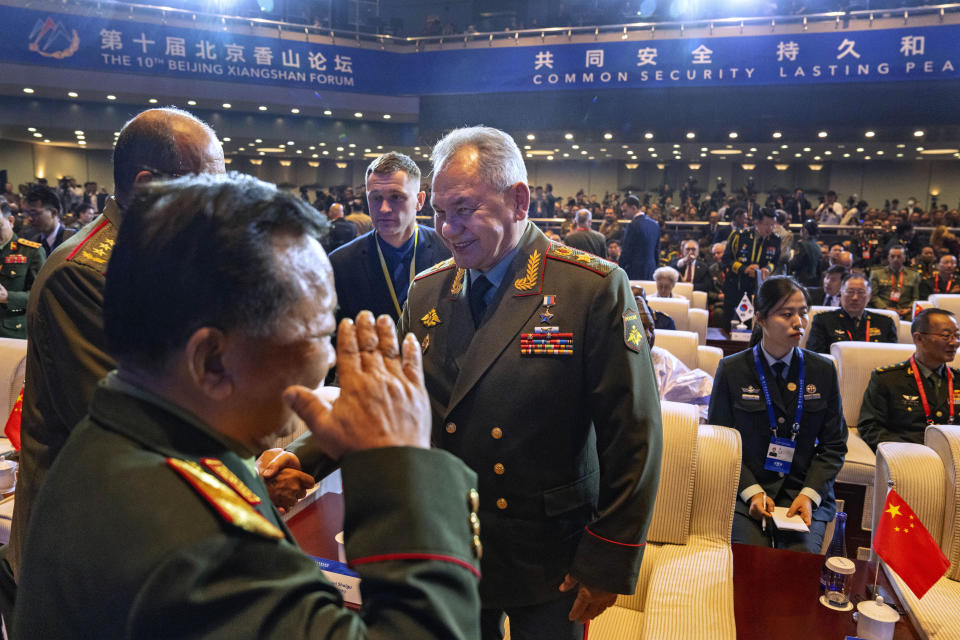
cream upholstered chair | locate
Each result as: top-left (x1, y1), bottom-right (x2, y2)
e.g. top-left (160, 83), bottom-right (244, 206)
top-left (871, 426), bottom-right (960, 638)
top-left (589, 402), bottom-right (740, 640)
top-left (647, 297), bottom-right (708, 345)
top-left (830, 341), bottom-right (916, 535)
top-left (273, 386), bottom-right (340, 449)
top-left (654, 329), bottom-right (722, 377)
top-left (631, 280), bottom-right (706, 310)
top-left (930, 294), bottom-right (960, 317)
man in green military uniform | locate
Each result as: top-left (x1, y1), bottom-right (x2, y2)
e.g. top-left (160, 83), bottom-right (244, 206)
top-left (0, 206), bottom-right (44, 338)
top-left (805, 273), bottom-right (898, 354)
top-left (401, 126), bottom-right (662, 639)
top-left (14, 174), bottom-right (482, 638)
top-left (10, 107), bottom-right (226, 578)
top-left (869, 245), bottom-right (921, 319)
top-left (858, 308), bottom-right (960, 451)
top-left (721, 208), bottom-right (780, 326)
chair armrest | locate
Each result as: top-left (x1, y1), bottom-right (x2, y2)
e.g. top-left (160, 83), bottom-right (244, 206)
top-left (689, 309), bottom-right (708, 345)
top-left (691, 291), bottom-right (707, 310)
top-left (898, 321), bottom-right (913, 344)
top-left (696, 346), bottom-right (723, 378)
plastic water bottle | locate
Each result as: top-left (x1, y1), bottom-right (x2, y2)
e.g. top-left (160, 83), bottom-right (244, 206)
top-left (820, 511), bottom-right (848, 590)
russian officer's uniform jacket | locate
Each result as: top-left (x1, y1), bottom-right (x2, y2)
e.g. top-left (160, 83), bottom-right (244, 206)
top-left (399, 222), bottom-right (663, 608)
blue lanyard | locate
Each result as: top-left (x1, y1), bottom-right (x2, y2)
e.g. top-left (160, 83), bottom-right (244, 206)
top-left (752, 345), bottom-right (804, 440)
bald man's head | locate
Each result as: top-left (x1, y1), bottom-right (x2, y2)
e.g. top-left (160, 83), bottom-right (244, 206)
top-left (113, 108), bottom-right (225, 208)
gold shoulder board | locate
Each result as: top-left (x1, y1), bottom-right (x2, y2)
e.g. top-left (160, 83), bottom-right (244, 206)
top-left (546, 242), bottom-right (616, 276)
top-left (414, 257), bottom-right (456, 282)
top-left (17, 239), bottom-right (41, 249)
top-left (167, 458), bottom-right (283, 540)
top-left (201, 457), bottom-right (262, 505)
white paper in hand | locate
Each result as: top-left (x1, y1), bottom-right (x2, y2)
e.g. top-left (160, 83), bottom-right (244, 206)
top-left (771, 506), bottom-right (809, 532)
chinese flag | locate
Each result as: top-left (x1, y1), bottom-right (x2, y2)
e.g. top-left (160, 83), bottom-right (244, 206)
top-left (874, 489), bottom-right (950, 599)
top-left (3, 386), bottom-right (22, 450)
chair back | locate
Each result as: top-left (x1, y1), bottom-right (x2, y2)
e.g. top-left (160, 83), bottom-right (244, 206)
top-left (830, 341), bottom-right (916, 428)
top-left (647, 297), bottom-right (691, 332)
top-left (630, 280), bottom-right (694, 304)
top-left (646, 401), bottom-right (700, 545)
top-left (930, 294), bottom-right (960, 318)
top-left (924, 425), bottom-right (960, 580)
top-left (653, 330), bottom-right (699, 371)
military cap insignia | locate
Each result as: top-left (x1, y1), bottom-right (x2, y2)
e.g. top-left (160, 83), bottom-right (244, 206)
top-left (622, 309), bottom-right (645, 353)
top-left (200, 457), bottom-right (261, 505)
top-left (166, 458), bottom-right (283, 540)
top-left (414, 257), bottom-right (456, 282)
top-left (450, 268), bottom-right (465, 296)
top-left (17, 239), bottom-right (41, 249)
top-left (546, 243), bottom-right (616, 276)
top-left (421, 308), bottom-right (441, 328)
top-left (514, 250), bottom-right (542, 292)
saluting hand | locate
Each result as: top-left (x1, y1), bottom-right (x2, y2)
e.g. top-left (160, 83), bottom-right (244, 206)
top-left (283, 311), bottom-right (430, 460)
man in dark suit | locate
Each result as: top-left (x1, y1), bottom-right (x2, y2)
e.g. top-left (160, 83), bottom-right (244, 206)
top-left (402, 126), bottom-right (662, 639)
top-left (564, 209), bottom-right (607, 258)
top-left (806, 265), bottom-right (847, 307)
top-left (785, 188), bottom-right (812, 223)
top-left (806, 273), bottom-right (898, 353)
top-left (670, 239), bottom-right (710, 292)
top-left (618, 195), bottom-right (659, 280)
top-left (322, 202), bottom-right (357, 253)
top-left (23, 184), bottom-right (75, 256)
top-left (328, 152), bottom-right (450, 324)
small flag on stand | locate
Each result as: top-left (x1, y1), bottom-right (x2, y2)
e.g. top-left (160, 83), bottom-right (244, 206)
top-left (4, 386), bottom-right (23, 450)
top-left (873, 489), bottom-right (950, 599)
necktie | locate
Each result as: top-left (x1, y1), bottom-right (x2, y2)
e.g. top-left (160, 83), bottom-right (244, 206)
top-left (469, 275), bottom-right (493, 328)
top-left (772, 361), bottom-right (787, 396)
top-left (41, 237), bottom-right (51, 255)
top-left (685, 262), bottom-right (693, 283)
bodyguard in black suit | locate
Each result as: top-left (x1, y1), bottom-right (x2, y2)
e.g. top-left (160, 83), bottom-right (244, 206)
top-left (709, 277), bottom-right (846, 552)
top-left (619, 195), bottom-right (660, 280)
top-left (329, 152), bottom-right (451, 324)
top-left (670, 239), bottom-right (710, 292)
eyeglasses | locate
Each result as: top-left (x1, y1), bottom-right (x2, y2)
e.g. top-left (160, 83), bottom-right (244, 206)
top-left (921, 332), bottom-right (960, 343)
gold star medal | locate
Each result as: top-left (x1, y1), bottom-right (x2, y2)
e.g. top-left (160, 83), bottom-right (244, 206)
top-left (787, 382), bottom-right (797, 392)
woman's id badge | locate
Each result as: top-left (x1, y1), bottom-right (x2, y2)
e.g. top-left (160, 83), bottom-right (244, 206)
top-left (764, 437), bottom-right (796, 474)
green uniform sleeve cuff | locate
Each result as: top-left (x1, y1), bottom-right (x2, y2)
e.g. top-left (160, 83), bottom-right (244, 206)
top-left (341, 447), bottom-right (481, 578)
top-left (570, 526), bottom-right (646, 595)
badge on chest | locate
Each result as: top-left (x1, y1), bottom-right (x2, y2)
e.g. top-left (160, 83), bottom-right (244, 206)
top-left (764, 437), bottom-right (796, 474)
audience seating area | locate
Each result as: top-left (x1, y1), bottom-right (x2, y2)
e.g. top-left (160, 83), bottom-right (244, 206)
top-left (873, 425), bottom-right (960, 639)
top-left (590, 401), bottom-right (740, 640)
top-left (654, 329), bottom-right (722, 377)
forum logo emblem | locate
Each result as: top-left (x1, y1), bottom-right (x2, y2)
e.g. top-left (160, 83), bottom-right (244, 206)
top-left (29, 17), bottom-right (80, 59)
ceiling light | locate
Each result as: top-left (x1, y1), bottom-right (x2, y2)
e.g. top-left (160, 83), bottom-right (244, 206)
top-left (865, 131), bottom-right (876, 138)
top-left (187, 99), bottom-right (197, 106)
top-left (222, 137), bottom-right (231, 142)
top-left (644, 132), bottom-right (654, 140)
top-left (920, 148), bottom-right (960, 155)
top-left (794, 153), bottom-right (802, 158)
top-left (27, 127), bottom-right (36, 132)
top-left (824, 150), bottom-right (832, 155)
top-left (571, 144), bottom-right (580, 150)
top-left (223, 158), bottom-right (232, 164)
top-left (896, 143), bottom-right (906, 148)
top-left (255, 138), bottom-right (262, 143)
top-left (106, 94), bottom-right (117, 100)
top-left (323, 109), bottom-right (333, 116)
top-left (222, 103), bottom-right (231, 109)
top-left (547, 155), bottom-right (554, 161)
top-left (914, 130), bottom-right (925, 137)
top-left (656, 163), bottom-right (665, 169)
top-left (23, 88), bottom-right (34, 94)
top-left (876, 150), bottom-right (884, 155)
top-left (896, 153), bottom-right (904, 157)
top-left (781, 144), bottom-right (788, 149)
top-left (563, 153), bottom-right (569, 158)
top-left (709, 149), bottom-right (742, 155)
top-left (742, 163), bottom-right (756, 170)
top-left (526, 134), bottom-right (536, 141)
top-left (685, 132), bottom-right (695, 139)
top-left (603, 132), bottom-right (613, 140)
top-left (32, 133), bottom-right (42, 138)
top-left (564, 133), bottom-right (574, 140)
top-left (68, 91), bottom-right (78, 98)
top-left (650, 153), bottom-right (657, 157)
top-left (291, 108), bottom-right (300, 114)
top-left (809, 164), bottom-right (823, 171)
top-left (249, 159), bottom-right (263, 165)
top-left (288, 140), bottom-right (296, 146)
top-left (382, 113), bottom-right (391, 119)
top-left (775, 164), bottom-right (789, 171)
top-left (625, 163), bottom-right (639, 170)
top-left (308, 161), bottom-right (319, 167)
top-left (336, 162), bottom-right (348, 169)
top-left (258, 105), bottom-right (268, 111)
top-left (336, 146), bottom-right (344, 151)
top-left (43, 139), bottom-right (50, 143)
top-left (817, 131), bottom-right (828, 138)
top-left (803, 147), bottom-right (811, 152)
top-left (728, 132), bottom-right (738, 139)
top-left (148, 98), bottom-right (158, 104)
top-left (856, 147), bottom-right (864, 152)
top-left (772, 131), bottom-right (782, 139)
top-left (353, 112), bottom-right (363, 118)
top-left (688, 163), bottom-right (701, 170)
top-left (843, 153), bottom-right (851, 158)
top-left (279, 160), bottom-right (292, 167)
top-left (78, 140), bottom-right (86, 145)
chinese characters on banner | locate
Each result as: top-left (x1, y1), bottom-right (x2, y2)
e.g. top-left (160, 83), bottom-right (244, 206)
top-left (8, 5), bottom-right (960, 96)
